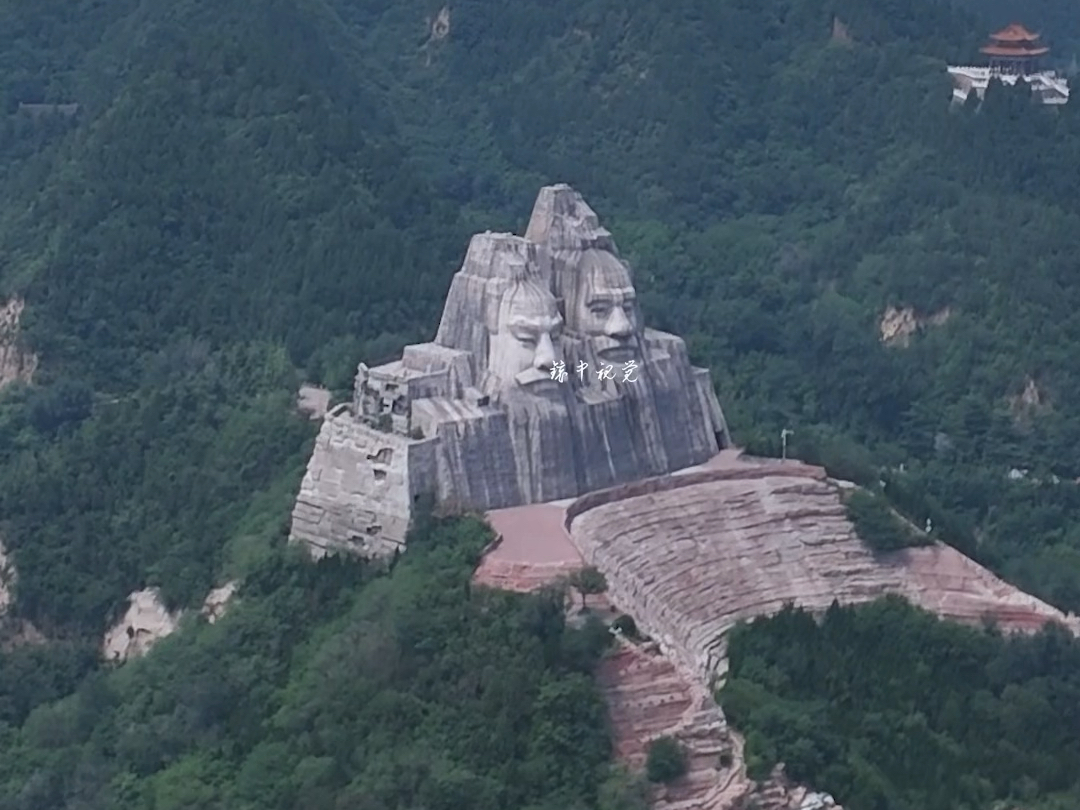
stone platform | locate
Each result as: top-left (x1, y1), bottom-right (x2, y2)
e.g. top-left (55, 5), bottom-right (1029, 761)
top-left (472, 501), bottom-right (583, 592)
top-left (470, 450), bottom-right (1075, 810)
top-left (566, 457), bottom-right (1076, 679)
top-left (599, 640), bottom-right (747, 810)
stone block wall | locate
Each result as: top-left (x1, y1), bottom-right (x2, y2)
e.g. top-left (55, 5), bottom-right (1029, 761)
top-left (290, 408), bottom-right (437, 557)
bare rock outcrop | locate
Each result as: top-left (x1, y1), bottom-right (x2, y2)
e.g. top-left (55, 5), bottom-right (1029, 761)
top-left (734, 766), bottom-right (841, 810)
top-left (421, 5), bottom-right (451, 65)
top-left (600, 640), bottom-right (749, 810)
top-left (103, 588), bottom-right (181, 662)
top-left (297, 384), bottom-right (330, 420)
top-left (103, 582), bottom-right (241, 661)
top-left (830, 17), bottom-right (853, 45)
top-left (429, 6), bottom-right (450, 40)
top-left (477, 452), bottom-right (1072, 809)
top-left (0, 536), bottom-right (13, 615)
top-left (201, 581), bottom-right (238, 623)
top-left (1010, 377), bottom-right (1049, 422)
top-left (0, 543), bottom-right (45, 650)
top-left (0, 297), bottom-right (38, 388)
top-left (892, 544), bottom-right (1079, 631)
top-left (879, 305), bottom-right (950, 347)
top-left (570, 464), bottom-right (892, 678)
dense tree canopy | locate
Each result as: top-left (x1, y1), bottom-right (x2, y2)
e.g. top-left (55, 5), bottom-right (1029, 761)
top-left (0, 0), bottom-right (1079, 806)
top-left (722, 599), bottom-right (1080, 810)
top-left (0, 0), bottom-right (1077, 629)
top-left (0, 513), bottom-right (638, 810)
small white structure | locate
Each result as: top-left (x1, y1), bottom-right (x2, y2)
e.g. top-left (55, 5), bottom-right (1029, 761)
top-left (948, 65), bottom-right (1070, 106)
top-left (948, 23), bottom-right (1070, 106)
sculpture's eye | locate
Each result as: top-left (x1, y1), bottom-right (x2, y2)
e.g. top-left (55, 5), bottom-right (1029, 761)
top-left (590, 304), bottom-right (610, 317)
top-left (513, 330), bottom-right (537, 347)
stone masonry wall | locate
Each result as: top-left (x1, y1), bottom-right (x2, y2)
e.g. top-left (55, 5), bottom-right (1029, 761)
top-left (290, 407), bottom-right (437, 557)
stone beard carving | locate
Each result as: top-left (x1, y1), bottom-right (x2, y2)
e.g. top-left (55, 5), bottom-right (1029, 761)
top-left (487, 275), bottom-right (582, 501)
top-left (567, 249), bottom-right (642, 372)
top-left (288, 184), bottom-right (730, 559)
top-left (485, 276), bottom-right (564, 396)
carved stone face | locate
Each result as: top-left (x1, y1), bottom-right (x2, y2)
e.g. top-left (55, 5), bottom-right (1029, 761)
top-left (487, 279), bottom-right (564, 391)
top-left (573, 251), bottom-right (640, 365)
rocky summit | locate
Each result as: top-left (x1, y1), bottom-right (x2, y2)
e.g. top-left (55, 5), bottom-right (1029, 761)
top-left (289, 184), bottom-right (730, 559)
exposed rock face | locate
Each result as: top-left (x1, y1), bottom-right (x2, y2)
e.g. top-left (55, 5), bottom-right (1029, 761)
top-left (895, 544), bottom-right (1077, 631)
top-left (0, 539), bottom-right (46, 652)
top-left (474, 451), bottom-right (1072, 809)
top-left (104, 582), bottom-right (243, 662)
top-left (0, 298), bottom-right (38, 388)
top-left (0, 536), bottom-right (13, 615)
top-left (567, 461), bottom-right (1077, 682)
top-left (289, 185), bottom-right (730, 557)
top-left (879, 305), bottom-right (950, 347)
top-left (201, 581), bottom-right (238, 623)
top-left (830, 17), bottom-right (853, 45)
top-left (297, 384), bottom-right (330, 420)
top-left (430, 5), bottom-right (450, 39)
top-left (734, 766), bottom-right (841, 810)
top-left (1010, 376), bottom-right (1048, 422)
top-left (600, 640), bottom-right (749, 810)
top-left (103, 588), bottom-right (181, 662)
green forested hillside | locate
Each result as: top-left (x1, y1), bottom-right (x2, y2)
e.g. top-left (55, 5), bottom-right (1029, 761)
top-left (2, 0), bottom-right (1080, 806)
top-left (0, 0), bottom-right (475, 635)
top-left (722, 599), bottom-right (1080, 810)
top-left (0, 513), bottom-right (638, 810)
top-left (8, 0), bottom-right (1080, 630)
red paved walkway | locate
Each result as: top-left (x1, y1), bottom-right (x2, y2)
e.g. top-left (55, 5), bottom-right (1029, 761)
top-left (472, 501), bottom-right (584, 592)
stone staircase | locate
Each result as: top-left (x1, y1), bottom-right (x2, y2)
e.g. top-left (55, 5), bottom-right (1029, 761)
top-left (474, 456), bottom-right (1068, 809)
top-left (471, 558), bottom-right (581, 593)
top-left (598, 640), bottom-right (750, 810)
top-left (568, 458), bottom-right (1069, 808)
top-left (569, 463), bottom-right (1075, 680)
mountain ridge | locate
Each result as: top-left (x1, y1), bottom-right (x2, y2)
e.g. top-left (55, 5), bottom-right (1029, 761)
top-left (1, 0), bottom-right (1080, 807)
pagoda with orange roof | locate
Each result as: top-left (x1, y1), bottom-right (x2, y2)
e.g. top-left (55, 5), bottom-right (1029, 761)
top-left (947, 22), bottom-right (1069, 107)
top-left (981, 23), bottom-right (1050, 75)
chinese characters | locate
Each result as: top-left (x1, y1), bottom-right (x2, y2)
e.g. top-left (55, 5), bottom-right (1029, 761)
top-left (551, 360), bottom-right (640, 384)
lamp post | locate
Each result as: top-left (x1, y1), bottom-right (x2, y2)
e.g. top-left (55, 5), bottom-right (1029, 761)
top-left (781, 428), bottom-right (794, 462)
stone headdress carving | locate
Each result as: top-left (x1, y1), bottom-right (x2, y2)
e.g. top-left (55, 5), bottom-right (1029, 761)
top-left (433, 232), bottom-right (555, 375)
top-left (525, 185), bottom-right (643, 370)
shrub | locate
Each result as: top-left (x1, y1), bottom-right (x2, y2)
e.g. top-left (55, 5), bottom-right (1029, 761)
top-left (794, 428), bottom-right (878, 486)
top-left (646, 736), bottom-right (687, 783)
top-left (846, 490), bottom-right (930, 552)
top-left (612, 614), bottom-right (638, 638)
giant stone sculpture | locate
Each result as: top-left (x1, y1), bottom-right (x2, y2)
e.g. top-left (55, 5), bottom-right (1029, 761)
top-left (290, 185), bottom-right (731, 558)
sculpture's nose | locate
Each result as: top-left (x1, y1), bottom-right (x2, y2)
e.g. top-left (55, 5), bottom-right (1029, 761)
top-left (533, 332), bottom-right (556, 370)
top-left (605, 307), bottom-right (632, 338)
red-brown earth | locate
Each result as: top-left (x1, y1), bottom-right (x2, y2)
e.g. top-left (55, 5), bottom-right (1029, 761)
top-left (472, 451), bottom-right (1076, 809)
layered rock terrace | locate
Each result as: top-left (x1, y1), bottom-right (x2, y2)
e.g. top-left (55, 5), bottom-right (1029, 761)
top-left (476, 452), bottom-right (1074, 809)
top-left (568, 459), bottom-right (1076, 682)
top-left (599, 640), bottom-right (748, 810)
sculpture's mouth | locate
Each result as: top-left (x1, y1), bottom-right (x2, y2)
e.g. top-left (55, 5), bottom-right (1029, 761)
top-left (515, 367), bottom-right (561, 392)
top-left (597, 344), bottom-right (637, 364)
